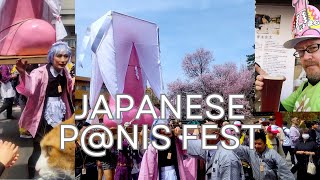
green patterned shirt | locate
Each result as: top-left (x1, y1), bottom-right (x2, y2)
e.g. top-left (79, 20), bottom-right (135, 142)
top-left (281, 81), bottom-right (320, 112)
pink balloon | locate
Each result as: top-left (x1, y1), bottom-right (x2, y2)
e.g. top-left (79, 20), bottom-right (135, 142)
top-left (0, 0), bottom-right (55, 56)
top-left (103, 94), bottom-right (161, 128)
top-left (0, 19), bottom-right (55, 55)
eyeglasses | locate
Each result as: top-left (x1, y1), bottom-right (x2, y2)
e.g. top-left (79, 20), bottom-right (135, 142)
top-left (55, 54), bottom-right (70, 58)
top-left (293, 44), bottom-right (320, 58)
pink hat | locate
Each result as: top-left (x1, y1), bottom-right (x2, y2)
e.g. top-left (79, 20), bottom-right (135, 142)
top-left (283, 0), bottom-right (320, 48)
top-left (267, 125), bottom-right (279, 134)
top-left (234, 121), bottom-right (242, 127)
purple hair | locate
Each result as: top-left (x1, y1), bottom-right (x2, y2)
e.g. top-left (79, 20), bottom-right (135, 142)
top-left (47, 41), bottom-right (72, 64)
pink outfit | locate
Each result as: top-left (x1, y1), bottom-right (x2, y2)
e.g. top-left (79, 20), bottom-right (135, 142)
top-left (139, 139), bottom-right (195, 180)
top-left (16, 65), bottom-right (73, 137)
top-left (183, 156), bottom-right (197, 180)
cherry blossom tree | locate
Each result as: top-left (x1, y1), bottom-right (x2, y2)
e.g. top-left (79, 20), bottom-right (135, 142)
top-left (168, 49), bottom-right (253, 120)
top-left (182, 48), bottom-right (213, 79)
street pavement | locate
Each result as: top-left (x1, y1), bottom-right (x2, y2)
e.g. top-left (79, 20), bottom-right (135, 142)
top-left (284, 151), bottom-right (298, 179)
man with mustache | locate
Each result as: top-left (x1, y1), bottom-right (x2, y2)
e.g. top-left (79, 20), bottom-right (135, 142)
top-left (255, 1), bottom-right (320, 112)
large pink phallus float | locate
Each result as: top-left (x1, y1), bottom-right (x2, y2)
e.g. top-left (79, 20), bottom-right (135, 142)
top-left (79, 11), bottom-right (164, 128)
top-left (0, 0), bottom-right (67, 55)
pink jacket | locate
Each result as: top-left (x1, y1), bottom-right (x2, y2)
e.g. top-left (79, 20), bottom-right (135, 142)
top-left (183, 156), bottom-right (197, 180)
top-left (16, 65), bottom-right (73, 137)
top-left (138, 138), bottom-right (194, 180)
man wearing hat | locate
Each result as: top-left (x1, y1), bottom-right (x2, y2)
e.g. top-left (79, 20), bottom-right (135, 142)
top-left (266, 125), bottom-right (285, 158)
top-left (267, 116), bottom-right (286, 146)
top-left (256, 0), bottom-right (320, 112)
top-left (234, 121), bottom-right (250, 146)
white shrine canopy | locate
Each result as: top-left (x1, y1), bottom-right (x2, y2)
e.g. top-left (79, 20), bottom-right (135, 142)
top-left (78, 11), bottom-right (164, 113)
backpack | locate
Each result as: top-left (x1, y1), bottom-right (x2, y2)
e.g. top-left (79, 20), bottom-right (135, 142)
top-left (282, 127), bottom-right (290, 137)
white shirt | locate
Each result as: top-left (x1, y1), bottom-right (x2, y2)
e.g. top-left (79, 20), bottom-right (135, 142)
top-left (282, 127), bottom-right (292, 147)
top-left (49, 66), bottom-right (64, 77)
top-left (0, 81), bottom-right (15, 98)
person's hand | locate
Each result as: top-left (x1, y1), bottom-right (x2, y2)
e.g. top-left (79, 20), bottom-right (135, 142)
top-left (258, 118), bottom-right (264, 124)
top-left (193, 128), bottom-right (200, 136)
top-left (6, 154), bottom-right (19, 168)
top-left (296, 151), bottom-right (304, 155)
top-left (255, 65), bottom-right (270, 100)
top-left (255, 64), bottom-right (268, 91)
top-left (16, 59), bottom-right (27, 75)
top-left (0, 140), bottom-right (19, 168)
top-left (174, 127), bottom-right (182, 137)
top-left (255, 75), bottom-right (265, 91)
top-left (304, 151), bottom-right (315, 155)
top-left (255, 64), bottom-right (267, 75)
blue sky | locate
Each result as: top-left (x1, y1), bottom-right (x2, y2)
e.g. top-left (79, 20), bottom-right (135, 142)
top-left (75, 0), bottom-right (254, 86)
